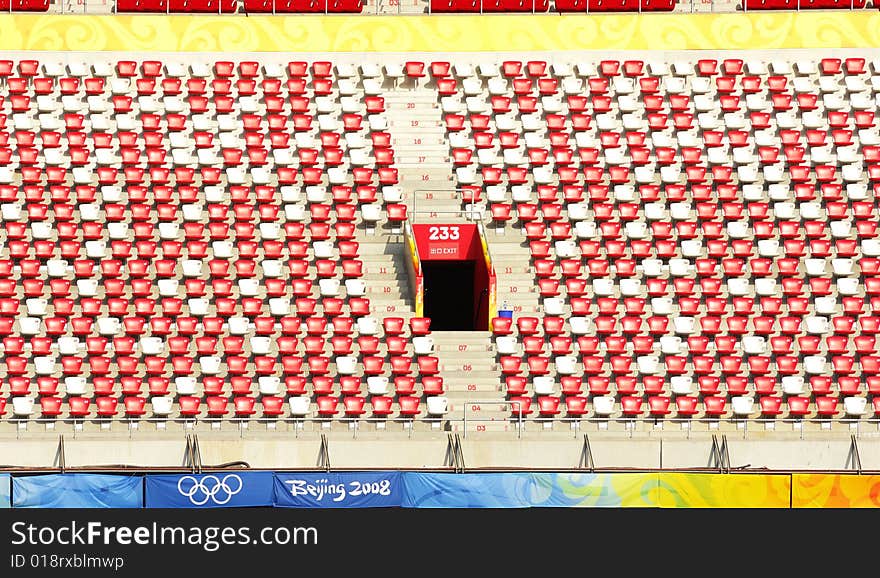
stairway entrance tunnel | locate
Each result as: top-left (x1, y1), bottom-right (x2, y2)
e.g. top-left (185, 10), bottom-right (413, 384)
top-left (423, 260), bottom-right (478, 331)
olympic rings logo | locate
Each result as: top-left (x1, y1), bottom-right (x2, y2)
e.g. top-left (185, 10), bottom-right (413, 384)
top-left (177, 474), bottom-right (243, 506)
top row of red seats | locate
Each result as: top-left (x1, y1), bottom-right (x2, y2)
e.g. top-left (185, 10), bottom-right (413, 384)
top-left (118, 0), bottom-right (365, 11)
top-left (433, 0), bottom-right (871, 10)
top-left (431, 0), bottom-right (674, 11)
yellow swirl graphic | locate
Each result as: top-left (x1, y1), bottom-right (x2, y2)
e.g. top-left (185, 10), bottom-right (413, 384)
top-left (656, 473), bottom-right (791, 508)
top-left (1, 12), bottom-right (880, 52)
top-left (792, 474), bottom-right (880, 508)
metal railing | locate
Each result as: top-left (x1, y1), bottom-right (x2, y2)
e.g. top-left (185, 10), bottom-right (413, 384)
top-left (408, 208), bottom-right (484, 224)
top-left (402, 219), bottom-right (424, 317)
top-left (562, 415), bottom-right (878, 438)
top-left (6, 413), bottom-right (880, 440)
top-left (476, 218), bottom-right (497, 329)
top-left (409, 188), bottom-right (482, 224)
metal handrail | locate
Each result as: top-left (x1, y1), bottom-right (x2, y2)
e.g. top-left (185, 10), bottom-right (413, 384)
top-left (402, 219), bottom-right (424, 317)
top-left (9, 411), bottom-right (878, 422)
top-left (8, 411), bottom-right (880, 440)
top-left (409, 208), bottom-right (483, 219)
top-left (476, 218), bottom-right (497, 329)
top-left (9, 414), bottom-right (877, 426)
top-left (473, 288), bottom-right (488, 327)
top-left (410, 188), bottom-right (481, 223)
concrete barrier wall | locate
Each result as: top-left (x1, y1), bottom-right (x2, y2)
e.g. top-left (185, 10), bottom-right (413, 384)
top-left (9, 471), bottom-right (880, 507)
top-left (1, 434), bottom-right (878, 471)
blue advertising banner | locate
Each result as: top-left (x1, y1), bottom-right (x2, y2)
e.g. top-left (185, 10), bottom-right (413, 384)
top-left (401, 473), bottom-right (536, 508)
top-left (145, 472), bottom-right (274, 508)
top-left (12, 474), bottom-right (142, 508)
top-left (0, 474), bottom-right (10, 508)
top-left (274, 472), bottom-right (402, 508)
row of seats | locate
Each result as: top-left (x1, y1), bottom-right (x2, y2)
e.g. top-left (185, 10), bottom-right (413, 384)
top-left (1, 373), bottom-right (445, 397)
top-left (0, 394), bottom-right (450, 421)
top-left (5, 389), bottom-right (879, 421)
top-left (5, 0), bottom-right (363, 11)
top-left (2, 393), bottom-right (874, 422)
top-left (506, 393), bottom-right (874, 420)
top-left (0, 0), bottom-right (48, 10)
top-left (243, 0), bottom-right (362, 11)
top-left (431, 0), bottom-right (673, 10)
top-left (6, 392), bottom-right (873, 421)
top-left (119, 0), bottom-right (363, 12)
top-left (501, 370), bottom-right (880, 397)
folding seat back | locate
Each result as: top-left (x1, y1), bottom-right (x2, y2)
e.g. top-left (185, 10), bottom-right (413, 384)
top-left (40, 396), bottom-right (63, 417)
top-left (235, 397), bottom-right (257, 416)
top-left (399, 396), bottom-right (421, 417)
top-left (565, 396), bottom-right (588, 417)
top-left (317, 396), bottom-right (339, 416)
top-left (68, 397), bottom-right (90, 418)
top-left (371, 396), bottom-right (394, 416)
top-left (538, 396), bottom-right (561, 416)
top-left (344, 396), bottom-right (366, 416)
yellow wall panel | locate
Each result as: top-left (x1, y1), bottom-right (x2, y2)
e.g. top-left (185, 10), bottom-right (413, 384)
top-left (1, 12), bottom-right (880, 53)
top-left (656, 473), bottom-right (791, 508)
top-left (792, 474), bottom-right (880, 508)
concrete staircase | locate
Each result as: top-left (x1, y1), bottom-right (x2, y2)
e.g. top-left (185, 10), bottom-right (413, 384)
top-left (383, 86), bottom-right (540, 317)
top-left (432, 331), bottom-right (514, 432)
top-left (384, 88), bottom-right (473, 224)
top-left (484, 225), bottom-right (542, 316)
top-left (54, 0), bottom-right (113, 13)
top-left (361, 0), bottom-right (429, 13)
top-left (376, 87), bottom-right (529, 434)
top-left (358, 236), bottom-right (416, 319)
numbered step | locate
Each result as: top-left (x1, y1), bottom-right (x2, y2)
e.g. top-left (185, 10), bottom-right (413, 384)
top-left (399, 174), bottom-right (456, 185)
top-left (393, 136), bottom-right (446, 147)
top-left (387, 119), bottom-right (443, 129)
top-left (448, 360), bottom-right (498, 372)
top-left (502, 285), bottom-right (537, 295)
top-left (433, 342), bottom-right (494, 353)
top-left (441, 371), bottom-right (500, 382)
top-left (361, 265), bottom-right (404, 276)
top-left (364, 282), bottom-right (409, 292)
top-left (450, 421), bottom-right (514, 433)
top-left (444, 382), bottom-right (502, 393)
top-left (395, 155), bottom-right (447, 166)
top-left (368, 303), bottom-right (413, 315)
top-left (406, 211), bottom-right (474, 223)
top-left (495, 300), bottom-right (543, 311)
top-left (495, 264), bottom-right (533, 275)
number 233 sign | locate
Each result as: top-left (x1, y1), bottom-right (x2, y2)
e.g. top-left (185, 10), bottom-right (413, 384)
top-left (412, 224), bottom-right (475, 260)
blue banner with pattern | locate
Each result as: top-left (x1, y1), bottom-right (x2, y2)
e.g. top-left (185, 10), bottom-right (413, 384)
top-left (401, 473), bottom-right (537, 508)
top-left (12, 474), bottom-right (142, 508)
top-left (0, 474), bottom-right (10, 508)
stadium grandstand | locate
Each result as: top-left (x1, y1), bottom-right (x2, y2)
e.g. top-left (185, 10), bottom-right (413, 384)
top-left (1, 6), bottom-right (880, 508)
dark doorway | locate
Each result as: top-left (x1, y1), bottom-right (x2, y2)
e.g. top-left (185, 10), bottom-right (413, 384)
top-left (423, 260), bottom-right (475, 331)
